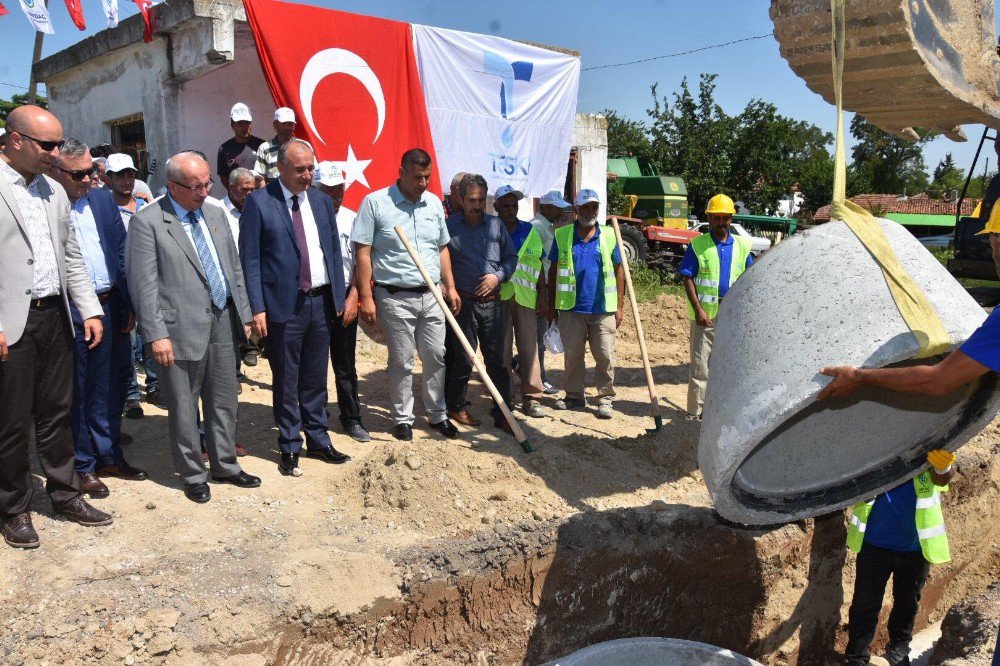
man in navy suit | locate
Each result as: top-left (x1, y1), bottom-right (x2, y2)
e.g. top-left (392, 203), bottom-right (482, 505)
top-left (239, 139), bottom-right (351, 475)
top-left (50, 138), bottom-right (147, 499)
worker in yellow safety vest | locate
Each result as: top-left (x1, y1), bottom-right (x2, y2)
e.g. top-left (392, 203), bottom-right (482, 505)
top-left (677, 193), bottom-right (753, 421)
top-left (495, 185), bottom-right (548, 417)
top-left (842, 450), bottom-right (955, 666)
top-left (546, 188), bottom-right (625, 420)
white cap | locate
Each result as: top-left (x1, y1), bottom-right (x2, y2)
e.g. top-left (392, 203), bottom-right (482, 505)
top-left (0, 128), bottom-right (5, 138)
top-left (313, 161), bottom-right (345, 187)
top-left (540, 189), bottom-right (571, 208)
top-left (493, 184), bottom-right (524, 202)
top-left (106, 153), bottom-right (137, 173)
top-left (575, 188), bottom-right (600, 205)
top-left (230, 103), bottom-right (252, 122)
top-left (273, 107), bottom-right (296, 123)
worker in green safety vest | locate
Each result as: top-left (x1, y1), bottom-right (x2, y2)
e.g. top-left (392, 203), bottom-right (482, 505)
top-left (495, 185), bottom-right (548, 418)
top-left (842, 450), bottom-right (955, 666)
top-left (546, 188), bottom-right (625, 420)
top-left (677, 193), bottom-right (754, 421)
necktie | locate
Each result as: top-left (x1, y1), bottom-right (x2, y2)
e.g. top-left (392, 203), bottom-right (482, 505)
top-left (185, 211), bottom-right (229, 310)
top-left (291, 194), bottom-right (312, 292)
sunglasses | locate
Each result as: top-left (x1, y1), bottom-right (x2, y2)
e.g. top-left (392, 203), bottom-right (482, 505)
top-left (53, 164), bottom-right (97, 182)
top-left (17, 132), bottom-right (65, 152)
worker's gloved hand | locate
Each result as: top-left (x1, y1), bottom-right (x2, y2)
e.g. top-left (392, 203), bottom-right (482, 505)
top-left (927, 449), bottom-right (956, 474)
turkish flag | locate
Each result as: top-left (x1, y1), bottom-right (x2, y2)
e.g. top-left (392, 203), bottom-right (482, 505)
top-left (64, 0), bottom-right (85, 29)
top-left (243, 0), bottom-right (441, 211)
top-left (0, 2), bottom-right (8, 16)
top-left (133, 0), bottom-right (152, 42)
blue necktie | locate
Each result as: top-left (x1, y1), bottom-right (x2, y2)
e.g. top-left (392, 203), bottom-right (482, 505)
top-left (185, 211), bottom-right (229, 310)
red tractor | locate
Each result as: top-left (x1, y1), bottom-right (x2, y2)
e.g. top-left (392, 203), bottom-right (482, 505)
top-left (610, 216), bottom-right (700, 268)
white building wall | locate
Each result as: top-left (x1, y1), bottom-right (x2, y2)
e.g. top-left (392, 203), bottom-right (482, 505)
top-left (572, 113), bottom-right (608, 220)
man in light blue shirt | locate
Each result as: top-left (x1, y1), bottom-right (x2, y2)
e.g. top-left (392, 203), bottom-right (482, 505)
top-left (352, 149), bottom-right (461, 442)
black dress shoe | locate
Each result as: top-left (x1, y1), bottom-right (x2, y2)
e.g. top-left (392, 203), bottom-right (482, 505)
top-left (211, 470), bottom-right (262, 488)
top-left (430, 418), bottom-right (459, 439)
top-left (278, 452), bottom-right (300, 476)
top-left (392, 423), bottom-right (413, 441)
top-left (183, 482), bottom-right (211, 503)
top-left (344, 422), bottom-right (371, 442)
top-left (306, 446), bottom-right (351, 464)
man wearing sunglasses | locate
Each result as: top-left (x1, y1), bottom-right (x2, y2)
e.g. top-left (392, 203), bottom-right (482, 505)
top-left (50, 138), bottom-right (148, 502)
top-left (0, 105), bottom-right (113, 549)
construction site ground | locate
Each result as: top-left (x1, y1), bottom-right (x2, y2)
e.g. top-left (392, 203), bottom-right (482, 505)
top-left (2, 294), bottom-right (998, 665)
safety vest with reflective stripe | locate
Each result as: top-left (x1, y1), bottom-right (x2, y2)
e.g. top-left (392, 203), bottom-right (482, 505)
top-left (685, 233), bottom-right (752, 320)
top-left (553, 224), bottom-right (619, 313)
top-left (846, 472), bottom-right (950, 564)
top-left (501, 227), bottom-right (544, 309)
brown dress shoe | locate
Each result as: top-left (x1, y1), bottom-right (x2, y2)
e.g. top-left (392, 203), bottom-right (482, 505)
top-left (235, 443), bottom-right (248, 457)
top-left (493, 416), bottom-right (515, 435)
top-left (2, 513), bottom-right (39, 549)
top-left (54, 497), bottom-right (113, 526)
top-left (96, 460), bottom-right (148, 481)
top-left (448, 409), bottom-right (481, 427)
top-left (79, 472), bottom-right (110, 499)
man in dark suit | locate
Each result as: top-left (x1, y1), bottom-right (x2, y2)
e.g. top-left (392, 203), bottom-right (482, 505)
top-left (50, 138), bottom-right (147, 500)
top-left (126, 151), bottom-right (259, 504)
top-left (240, 139), bottom-right (351, 476)
top-left (0, 106), bottom-right (113, 549)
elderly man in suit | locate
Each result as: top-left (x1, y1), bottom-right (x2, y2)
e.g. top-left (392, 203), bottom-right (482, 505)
top-left (50, 137), bottom-right (147, 501)
top-left (240, 140), bottom-right (351, 477)
top-left (126, 151), bottom-right (258, 503)
top-left (0, 106), bottom-right (112, 549)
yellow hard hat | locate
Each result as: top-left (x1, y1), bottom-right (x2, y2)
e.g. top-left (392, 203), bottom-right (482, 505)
top-left (976, 201), bottom-right (1000, 235)
top-left (705, 193), bottom-right (736, 216)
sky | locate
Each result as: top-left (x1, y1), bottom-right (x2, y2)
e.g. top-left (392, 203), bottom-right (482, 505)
top-left (0, 0), bottom-right (994, 183)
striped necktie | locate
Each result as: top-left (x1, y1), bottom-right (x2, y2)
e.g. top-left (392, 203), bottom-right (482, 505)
top-left (185, 211), bottom-right (229, 309)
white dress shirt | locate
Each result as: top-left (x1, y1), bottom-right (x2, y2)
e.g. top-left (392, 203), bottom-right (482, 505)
top-left (278, 181), bottom-right (328, 288)
top-left (219, 195), bottom-right (241, 248)
top-left (71, 195), bottom-right (113, 294)
top-left (335, 207), bottom-right (356, 289)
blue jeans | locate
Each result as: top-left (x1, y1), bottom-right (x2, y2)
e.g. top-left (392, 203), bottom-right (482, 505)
top-left (126, 330), bottom-right (158, 401)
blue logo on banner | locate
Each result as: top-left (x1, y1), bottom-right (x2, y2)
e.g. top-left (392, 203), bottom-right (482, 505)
top-left (483, 51), bottom-right (533, 148)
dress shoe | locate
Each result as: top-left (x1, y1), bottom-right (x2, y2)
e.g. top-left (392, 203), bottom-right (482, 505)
top-left (494, 416), bottom-right (515, 435)
top-left (278, 452), bottom-right (300, 476)
top-left (306, 446), bottom-right (351, 464)
top-left (2, 513), bottom-right (39, 549)
top-left (344, 422), bottom-right (371, 442)
top-left (97, 460), bottom-right (148, 481)
top-left (123, 399), bottom-right (144, 419)
top-left (553, 398), bottom-right (585, 411)
top-left (429, 419), bottom-right (459, 439)
top-left (392, 423), bottom-right (413, 441)
top-left (235, 443), bottom-right (248, 457)
top-left (118, 432), bottom-right (134, 446)
top-left (524, 401), bottom-right (545, 418)
top-left (145, 390), bottom-right (164, 406)
top-left (211, 470), bottom-right (262, 488)
top-left (79, 472), bottom-right (110, 499)
top-left (243, 351), bottom-right (258, 367)
top-left (448, 409), bottom-right (481, 427)
top-left (183, 482), bottom-right (211, 503)
top-left (54, 497), bottom-right (113, 526)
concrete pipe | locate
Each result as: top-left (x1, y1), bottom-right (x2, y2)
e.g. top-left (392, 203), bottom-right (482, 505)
top-left (543, 637), bottom-right (763, 665)
top-left (698, 218), bottom-right (1000, 525)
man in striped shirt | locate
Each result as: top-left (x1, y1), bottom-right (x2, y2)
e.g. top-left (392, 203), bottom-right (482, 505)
top-left (254, 108), bottom-right (312, 183)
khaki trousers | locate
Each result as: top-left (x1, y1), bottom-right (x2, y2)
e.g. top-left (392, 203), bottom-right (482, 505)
top-left (687, 320), bottom-right (715, 416)
top-left (503, 300), bottom-right (545, 407)
top-left (560, 311), bottom-right (616, 405)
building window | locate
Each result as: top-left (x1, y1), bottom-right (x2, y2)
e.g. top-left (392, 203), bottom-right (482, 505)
top-left (107, 114), bottom-right (148, 179)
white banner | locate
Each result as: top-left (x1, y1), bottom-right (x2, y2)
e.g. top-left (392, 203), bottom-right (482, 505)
top-left (412, 24), bottom-right (580, 199)
top-left (18, 0), bottom-right (53, 33)
top-left (102, 0), bottom-right (118, 28)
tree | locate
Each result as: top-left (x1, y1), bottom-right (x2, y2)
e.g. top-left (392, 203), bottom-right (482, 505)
top-left (927, 152), bottom-right (966, 199)
top-left (796, 152), bottom-right (868, 214)
top-left (850, 116), bottom-right (931, 194)
top-left (0, 93), bottom-right (48, 127)
top-left (601, 109), bottom-right (654, 168)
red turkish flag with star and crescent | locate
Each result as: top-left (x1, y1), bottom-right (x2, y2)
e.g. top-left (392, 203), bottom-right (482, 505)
top-left (243, 0), bottom-right (442, 212)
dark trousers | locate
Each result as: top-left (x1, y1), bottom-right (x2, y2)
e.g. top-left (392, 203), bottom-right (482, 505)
top-left (329, 297), bottom-right (362, 427)
top-left (845, 544), bottom-right (930, 664)
top-left (266, 290), bottom-right (332, 454)
top-left (0, 303), bottom-right (80, 516)
top-left (444, 297), bottom-right (511, 417)
top-left (71, 296), bottom-right (131, 473)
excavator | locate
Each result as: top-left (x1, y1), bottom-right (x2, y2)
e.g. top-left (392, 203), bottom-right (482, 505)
top-left (770, 0), bottom-right (1000, 281)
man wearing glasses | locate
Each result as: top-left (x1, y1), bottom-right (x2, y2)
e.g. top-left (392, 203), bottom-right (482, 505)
top-left (0, 106), bottom-right (113, 549)
top-left (125, 151), bottom-right (258, 504)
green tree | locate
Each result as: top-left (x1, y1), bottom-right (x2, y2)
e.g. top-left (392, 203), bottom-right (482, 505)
top-left (927, 152), bottom-right (966, 199)
top-left (850, 115), bottom-right (931, 194)
top-left (601, 109), bottom-right (654, 168)
top-left (796, 152), bottom-right (868, 215)
top-left (0, 92), bottom-right (48, 127)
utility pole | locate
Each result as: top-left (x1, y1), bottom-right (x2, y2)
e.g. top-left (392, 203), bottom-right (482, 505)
top-left (26, 0), bottom-right (50, 105)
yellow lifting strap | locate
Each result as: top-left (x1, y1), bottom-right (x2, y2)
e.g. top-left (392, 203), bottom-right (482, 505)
top-left (829, 0), bottom-right (951, 358)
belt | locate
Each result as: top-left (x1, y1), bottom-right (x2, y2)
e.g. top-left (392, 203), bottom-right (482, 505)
top-left (376, 283), bottom-right (428, 295)
top-left (458, 290), bottom-right (498, 303)
top-left (300, 284), bottom-right (331, 297)
top-left (29, 295), bottom-right (60, 309)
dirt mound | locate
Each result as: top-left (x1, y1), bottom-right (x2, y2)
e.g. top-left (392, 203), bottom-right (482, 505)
top-left (931, 582), bottom-right (1000, 665)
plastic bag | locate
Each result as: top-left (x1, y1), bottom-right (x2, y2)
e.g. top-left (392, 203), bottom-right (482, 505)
top-left (543, 323), bottom-right (564, 354)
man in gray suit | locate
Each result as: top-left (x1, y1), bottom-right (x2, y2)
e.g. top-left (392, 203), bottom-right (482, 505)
top-left (126, 151), bottom-right (259, 503)
top-left (0, 106), bottom-right (113, 549)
